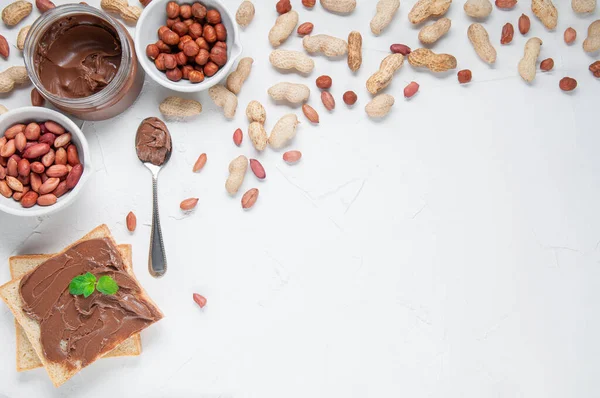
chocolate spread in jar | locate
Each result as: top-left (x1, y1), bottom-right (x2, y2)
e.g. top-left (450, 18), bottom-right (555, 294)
top-left (136, 117), bottom-right (172, 166)
top-left (34, 14), bottom-right (122, 98)
top-left (19, 238), bottom-right (163, 368)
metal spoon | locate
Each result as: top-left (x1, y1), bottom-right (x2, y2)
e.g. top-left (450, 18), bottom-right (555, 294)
top-left (135, 118), bottom-right (172, 278)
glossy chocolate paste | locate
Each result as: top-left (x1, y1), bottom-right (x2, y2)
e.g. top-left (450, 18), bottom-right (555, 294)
top-left (33, 14), bottom-right (122, 99)
top-left (19, 238), bottom-right (163, 368)
top-left (136, 117), bottom-right (172, 166)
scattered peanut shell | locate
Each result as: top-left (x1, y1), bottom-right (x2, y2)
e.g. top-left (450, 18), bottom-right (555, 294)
top-left (583, 20), bottom-right (600, 53)
top-left (468, 23), bottom-right (496, 64)
top-left (246, 100), bottom-right (266, 124)
top-left (303, 34), bottom-right (348, 57)
top-left (418, 18), bottom-right (451, 44)
top-left (365, 94), bottom-right (395, 118)
top-left (16, 25), bottom-right (30, 50)
top-left (464, 0), bottom-right (493, 18)
top-left (408, 0), bottom-right (452, 24)
top-left (371, 0), bottom-right (400, 35)
top-left (531, 0), bottom-right (558, 30)
top-left (159, 96), bottom-right (202, 118)
top-left (269, 50), bottom-right (314, 74)
top-left (269, 10), bottom-right (299, 47)
top-left (268, 114), bottom-right (299, 149)
top-left (268, 82), bottom-right (310, 104)
top-left (236, 1), bottom-right (255, 27)
top-left (248, 122), bottom-right (268, 151)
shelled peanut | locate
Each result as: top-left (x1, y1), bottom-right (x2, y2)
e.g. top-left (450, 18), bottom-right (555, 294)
top-left (0, 121), bottom-right (83, 208)
top-left (146, 1), bottom-right (228, 83)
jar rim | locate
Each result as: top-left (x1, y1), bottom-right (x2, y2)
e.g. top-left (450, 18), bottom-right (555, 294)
top-left (23, 4), bottom-right (132, 109)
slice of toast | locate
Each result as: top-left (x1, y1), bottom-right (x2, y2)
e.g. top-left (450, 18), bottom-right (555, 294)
top-left (0, 225), bottom-right (163, 387)
top-left (10, 246), bottom-right (142, 373)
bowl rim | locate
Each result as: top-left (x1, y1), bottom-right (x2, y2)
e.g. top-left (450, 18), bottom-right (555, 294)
top-left (0, 107), bottom-right (92, 218)
top-left (134, 0), bottom-right (243, 93)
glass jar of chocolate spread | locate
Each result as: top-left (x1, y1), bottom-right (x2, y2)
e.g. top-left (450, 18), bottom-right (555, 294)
top-left (23, 4), bottom-right (144, 121)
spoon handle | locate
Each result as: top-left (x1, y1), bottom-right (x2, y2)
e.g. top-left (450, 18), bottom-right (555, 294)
top-left (149, 173), bottom-right (167, 277)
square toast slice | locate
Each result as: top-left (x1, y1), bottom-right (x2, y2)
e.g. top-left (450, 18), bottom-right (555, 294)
top-left (0, 225), bottom-right (163, 387)
top-left (10, 245), bottom-right (142, 373)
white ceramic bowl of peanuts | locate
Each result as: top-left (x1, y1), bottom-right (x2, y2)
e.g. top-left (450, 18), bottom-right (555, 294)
top-left (135, 0), bottom-right (243, 93)
top-left (0, 107), bottom-right (92, 218)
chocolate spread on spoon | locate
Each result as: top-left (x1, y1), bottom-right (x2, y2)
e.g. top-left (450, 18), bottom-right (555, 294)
top-left (135, 117), bottom-right (172, 166)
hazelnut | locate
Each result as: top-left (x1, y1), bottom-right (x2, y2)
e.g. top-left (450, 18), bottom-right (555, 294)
top-left (316, 75), bottom-right (332, 89)
top-left (203, 25), bottom-right (217, 43)
top-left (192, 2), bottom-right (207, 19)
top-left (194, 49), bottom-right (209, 65)
top-left (183, 40), bottom-right (200, 57)
top-left (178, 35), bottom-right (193, 50)
top-left (175, 51), bottom-right (188, 65)
top-left (214, 23), bottom-right (227, 42)
top-left (343, 91), bottom-right (357, 105)
top-left (166, 1), bottom-right (179, 18)
top-left (189, 69), bottom-right (205, 83)
top-left (162, 29), bottom-right (180, 46)
top-left (166, 17), bottom-right (180, 28)
top-left (171, 21), bottom-right (188, 36)
top-left (189, 22), bottom-right (203, 39)
top-left (183, 19), bottom-right (194, 27)
top-left (166, 67), bottom-right (183, 82)
top-left (276, 0), bottom-right (292, 14)
top-left (209, 46), bottom-right (227, 66)
top-left (146, 44), bottom-right (160, 60)
top-left (214, 41), bottom-right (227, 49)
top-left (302, 0), bottom-right (316, 7)
top-left (158, 25), bottom-right (169, 39)
top-left (182, 65), bottom-right (194, 79)
top-left (180, 4), bottom-right (192, 19)
top-left (155, 53), bottom-right (167, 71)
top-left (203, 61), bottom-right (219, 76)
top-left (206, 9), bottom-right (221, 24)
top-left (194, 64), bottom-right (204, 72)
top-left (163, 54), bottom-right (177, 69)
top-left (156, 40), bottom-right (171, 53)
top-left (195, 37), bottom-right (209, 51)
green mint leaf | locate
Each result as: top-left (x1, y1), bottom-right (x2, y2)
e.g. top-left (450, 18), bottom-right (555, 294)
top-left (69, 272), bottom-right (97, 296)
top-left (96, 275), bottom-right (119, 295)
top-left (83, 283), bottom-right (95, 298)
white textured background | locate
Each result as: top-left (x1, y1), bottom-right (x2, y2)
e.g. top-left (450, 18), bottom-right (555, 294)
top-left (1, 0), bottom-right (600, 397)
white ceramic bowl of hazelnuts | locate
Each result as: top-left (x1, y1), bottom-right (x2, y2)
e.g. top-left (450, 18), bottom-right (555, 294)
top-left (0, 107), bottom-right (92, 218)
top-left (135, 0), bottom-right (243, 93)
